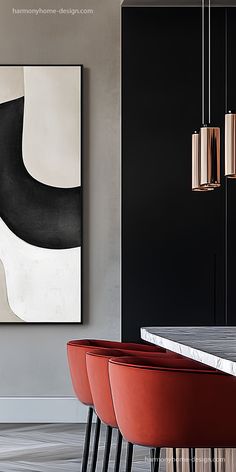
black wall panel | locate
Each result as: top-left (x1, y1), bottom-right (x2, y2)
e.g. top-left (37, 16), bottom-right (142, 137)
top-left (226, 8), bottom-right (236, 325)
top-left (122, 7), bottom-right (226, 342)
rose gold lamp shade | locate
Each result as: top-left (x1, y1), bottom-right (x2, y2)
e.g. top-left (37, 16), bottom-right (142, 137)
top-left (225, 113), bottom-right (236, 178)
top-left (192, 132), bottom-right (200, 191)
top-left (192, 132), bottom-right (213, 191)
top-left (200, 127), bottom-right (221, 188)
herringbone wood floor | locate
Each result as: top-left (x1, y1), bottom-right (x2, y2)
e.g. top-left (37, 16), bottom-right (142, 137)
top-left (0, 423), bottom-right (156, 471)
top-left (0, 424), bottom-right (235, 471)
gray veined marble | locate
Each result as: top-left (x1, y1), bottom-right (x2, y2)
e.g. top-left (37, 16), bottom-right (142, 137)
top-left (141, 326), bottom-right (236, 376)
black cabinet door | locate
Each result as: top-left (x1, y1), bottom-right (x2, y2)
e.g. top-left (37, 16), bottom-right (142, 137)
top-left (122, 7), bottom-right (225, 342)
top-left (226, 7), bottom-right (236, 325)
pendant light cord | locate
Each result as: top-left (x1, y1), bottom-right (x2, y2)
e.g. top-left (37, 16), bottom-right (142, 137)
top-left (202, 0), bottom-right (205, 125)
top-left (202, 0), bottom-right (211, 125)
top-left (225, 8), bottom-right (228, 114)
top-left (225, 7), bottom-right (228, 325)
top-left (208, 0), bottom-right (211, 124)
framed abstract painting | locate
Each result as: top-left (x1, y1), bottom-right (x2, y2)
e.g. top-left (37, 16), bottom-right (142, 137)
top-left (0, 65), bottom-right (82, 323)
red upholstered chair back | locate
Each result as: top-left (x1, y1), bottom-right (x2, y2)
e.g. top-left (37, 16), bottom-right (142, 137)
top-left (67, 339), bottom-right (165, 406)
top-left (109, 356), bottom-right (236, 448)
top-left (86, 348), bottom-right (178, 427)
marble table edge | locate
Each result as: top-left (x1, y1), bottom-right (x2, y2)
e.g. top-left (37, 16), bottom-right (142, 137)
top-left (141, 327), bottom-right (236, 376)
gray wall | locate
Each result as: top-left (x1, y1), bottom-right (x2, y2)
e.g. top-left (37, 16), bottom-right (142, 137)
top-left (0, 0), bottom-right (120, 396)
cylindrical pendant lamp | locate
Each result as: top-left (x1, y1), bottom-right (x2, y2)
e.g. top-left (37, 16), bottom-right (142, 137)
top-left (191, 0), bottom-right (221, 192)
top-left (225, 112), bottom-right (236, 178)
top-left (200, 126), bottom-right (221, 188)
top-left (192, 132), bottom-right (213, 191)
top-left (192, 132), bottom-right (200, 191)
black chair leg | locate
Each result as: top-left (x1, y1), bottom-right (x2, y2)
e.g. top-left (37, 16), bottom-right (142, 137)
top-left (114, 431), bottom-right (123, 472)
top-left (102, 426), bottom-right (112, 472)
top-left (81, 407), bottom-right (93, 472)
top-left (173, 448), bottom-right (177, 472)
top-left (189, 448), bottom-right (195, 472)
top-left (90, 415), bottom-right (101, 472)
top-left (211, 448), bottom-right (215, 472)
top-left (125, 442), bottom-right (133, 472)
top-left (153, 448), bottom-right (161, 472)
top-left (150, 449), bottom-right (155, 472)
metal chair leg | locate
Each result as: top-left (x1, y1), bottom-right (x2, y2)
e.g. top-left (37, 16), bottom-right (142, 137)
top-left (189, 448), bottom-right (195, 472)
top-left (150, 449), bottom-right (155, 472)
top-left (125, 442), bottom-right (133, 472)
top-left (173, 448), bottom-right (177, 472)
top-left (114, 431), bottom-right (123, 472)
top-left (81, 407), bottom-right (93, 472)
top-left (90, 415), bottom-right (101, 472)
top-left (102, 426), bottom-right (112, 472)
top-left (150, 448), bottom-right (160, 472)
top-left (211, 448), bottom-right (215, 472)
top-left (153, 448), bottom-right (160, 472)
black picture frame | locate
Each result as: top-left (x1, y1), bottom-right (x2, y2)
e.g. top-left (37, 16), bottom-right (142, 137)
top-left (0, 63), bottom-right (83, 325)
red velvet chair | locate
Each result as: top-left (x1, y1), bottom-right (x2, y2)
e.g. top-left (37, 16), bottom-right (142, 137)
top-left (108, 356), bottom-right (232, 472)
top-left (86, 348), bottom-right (181, 472)
top-left (67, 339), bottom-right (166, 472)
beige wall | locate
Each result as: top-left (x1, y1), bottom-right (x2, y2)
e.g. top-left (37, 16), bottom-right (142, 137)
top-left (0, 0), bottom-right (120, 395)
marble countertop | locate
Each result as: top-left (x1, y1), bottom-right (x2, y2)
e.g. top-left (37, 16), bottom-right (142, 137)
top-left (141, 326), bottom-right (236, 376)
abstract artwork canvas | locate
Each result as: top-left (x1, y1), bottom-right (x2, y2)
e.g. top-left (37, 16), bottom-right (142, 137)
top-left (0, 65), bottom-right (82, 323)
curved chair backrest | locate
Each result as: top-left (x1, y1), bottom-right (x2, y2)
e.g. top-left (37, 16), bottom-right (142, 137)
top-left (109, 356), bottom-right (236, 448)
top-left (86, 348), bottom-right (178, 428)
top-left (67, 339), bottom-right (165, 406)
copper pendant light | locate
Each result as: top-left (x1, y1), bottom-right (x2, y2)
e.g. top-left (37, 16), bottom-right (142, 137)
top-left (200, 126), bottom-right (220, 188)
top-left (192, 0), bottom-right (221, 191)
top-left (225, 112), bottom-right (236, 178)
top-left (192, 131), bottom-right (213, 191)
top-left (224, 8), bottom-right (236, 180)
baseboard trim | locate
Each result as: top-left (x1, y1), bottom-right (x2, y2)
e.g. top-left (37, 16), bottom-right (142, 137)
top-left (0, 397), bottom-right (89, 423)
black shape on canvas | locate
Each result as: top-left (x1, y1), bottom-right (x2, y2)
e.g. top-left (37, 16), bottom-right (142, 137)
top-left (0, 97), bottom-right (81, 250)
